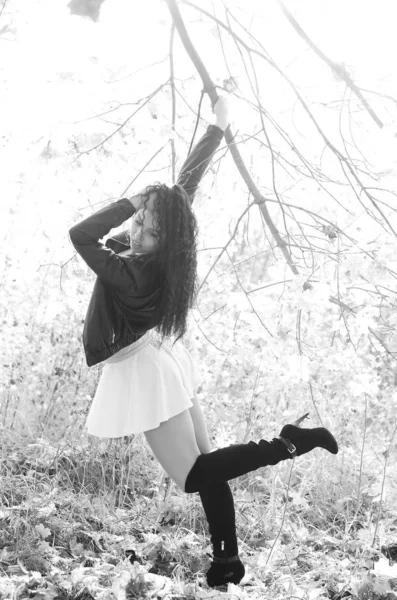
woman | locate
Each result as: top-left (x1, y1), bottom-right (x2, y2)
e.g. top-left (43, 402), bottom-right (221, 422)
top-left (69, 96), bottom-right (338, 588)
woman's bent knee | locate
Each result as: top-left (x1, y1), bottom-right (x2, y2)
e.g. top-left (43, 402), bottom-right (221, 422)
top-left (144, 410), bottom-right (201, 492)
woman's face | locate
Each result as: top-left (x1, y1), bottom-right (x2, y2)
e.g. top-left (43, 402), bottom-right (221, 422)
top-left (130, 195), bottom-right (159, 254)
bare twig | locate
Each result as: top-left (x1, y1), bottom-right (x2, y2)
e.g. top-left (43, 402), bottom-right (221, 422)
top-left (359, 87), bottom-right (397, 108)
top-left (368, 336), bottom-right (397, 376)
top-left (296, 309), bottom-right (302, 355)
top-left (226, 249), bottom-right (275, 338)
top-left (357, 394), bottom-right (367, 510)
top-left (120, 142), bottom-right (169, 197)
top-left (188, 90), bottom-right (205, 155)
top-left (202, 303), bottom-right (227, 321)
top-left (372, 420), bottom-right (397, 547)
top-left (247, 280), bottom-right (293, 295)
top-left (192, 311), bottom-right (228, 353)
top-left (197, 203), bottom-right (254, 294)
top-left (368, 327), bottom-right (397, 361)
top-left (277, 0), bottom-right (384, 128)
top-left (169, 24), bottom-right (176, 183)
top-left (308, 382), bottom-right (324, 426)
top-left (72, 80), bottom-right (170, 162)
top-left (328, 295), bottom-right (355, 313)
top-left (0, 0), bottom-right (8, 19)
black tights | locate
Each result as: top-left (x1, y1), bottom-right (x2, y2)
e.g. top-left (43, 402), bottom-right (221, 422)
top-left (198, 480), bottom-right (238, 557)
top-left (198, 480), bottom-right (246, 586)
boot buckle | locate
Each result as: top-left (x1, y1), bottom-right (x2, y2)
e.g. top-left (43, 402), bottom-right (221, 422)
top-left (279, 436), bottom-right (297, 457)
top-left (287, 442), bottom-right (297, 456)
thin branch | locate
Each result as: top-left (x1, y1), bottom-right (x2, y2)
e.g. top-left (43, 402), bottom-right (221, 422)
top-left (296, 308), bottom-right (302, 354)
top-left (225, 250), bottom-right (275, 338)
top-left (72, 80), bottom-right (170, 162)
top-left (192, 311), bottom-right (228, 353)
top-left (277, 0), bottom-right (384, 128)
top-left (105, 56), bottom-right (169, 85)
top-left (372, 420), bottom-right (397, 547)
top-left (368, 327), bottom-right (397, 361)
top-left (197, 203), bottom-right (254, 294)
top-left (169, 24), bottom-right (176, 183)
top-left (0, 0), bottom-right (7, 19)
top-left (355, 394), bottom-right (367, 518)
top-left (329, 295), bottom-right (355, 313)
top-left (368, 336), bottom-right (397, 377)
top-left (188, 90), bottom-right (205, 155)
top-left (202, 303), bottom-right (227, 321)
top-left (120, 142), bottom-right (169, 197)
top-left (359, 87), bottom-right (397, 108)
top-left (247, 280), bottom-right (293, 295)
top-left (308, 382), bottom-right (325, 427)
top-left (245, 46), bottom-right (294, 250)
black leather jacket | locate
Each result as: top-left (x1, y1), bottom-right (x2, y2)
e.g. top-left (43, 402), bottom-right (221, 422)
top-left (69, 125), bottom-right (224, 367)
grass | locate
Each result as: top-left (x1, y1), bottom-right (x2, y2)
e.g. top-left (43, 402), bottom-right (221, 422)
top-left (1, 419), bottom-right (397, 600)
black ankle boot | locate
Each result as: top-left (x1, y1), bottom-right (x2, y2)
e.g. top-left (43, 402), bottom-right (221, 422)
top-left (206, 553), bottom-right (245, 587)
top-left (198, 481), bottom-right (245, 587)
top-left (278, 424), bottom-right (338, 457)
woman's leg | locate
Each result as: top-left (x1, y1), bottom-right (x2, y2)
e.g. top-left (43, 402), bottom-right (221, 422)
top-left (144, 409), bottom-right (200, 491)
top-left (144, 406), bottom-right (337, 586)
top-left (187, 393), bottom-right (243, 585)
top-left (144, 407), bottom-right (244, 586)
top-left (145, 407), bottom-right (338, 494)
top-left (188, 391), bottom-right (212, 453)
top-left (143, 392), bottom-right (214, 487)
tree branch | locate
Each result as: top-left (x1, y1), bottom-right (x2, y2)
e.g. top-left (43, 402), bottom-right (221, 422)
top-left (0, 0), bottom-right (8, 19)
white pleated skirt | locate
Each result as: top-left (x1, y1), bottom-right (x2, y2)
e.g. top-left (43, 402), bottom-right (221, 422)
top-left (85, 330), bottom-right (202, 438)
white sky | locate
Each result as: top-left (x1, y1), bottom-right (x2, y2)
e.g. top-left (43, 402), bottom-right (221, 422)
top-left (2, 0), bottom-right (396, 133)
top-left (1, 0), bottom-right (396, 250)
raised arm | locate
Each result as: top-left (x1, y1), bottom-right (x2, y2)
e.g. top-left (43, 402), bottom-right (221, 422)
top-left (106, 97), bottom-right (229, 251)
top-left (177, 96), bottom-right (229, 203)
top-left (71, 98), bottom-right (229, 272)
top-left (69, 199), bottom-right (152, 292)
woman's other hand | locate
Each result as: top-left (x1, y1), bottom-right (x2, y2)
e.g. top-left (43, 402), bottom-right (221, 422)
top-left (129, 194), bottom-right (142, 211)
top-left (129, 189), bottom-right (156, 212)
top-left (213, 96), bottom-right (229, 131)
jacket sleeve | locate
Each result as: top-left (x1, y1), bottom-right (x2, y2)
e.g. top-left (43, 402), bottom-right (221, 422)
top-left (177, 124), bottom-right (224, 203)
top-left (69, 199), bottom-right (144, 292)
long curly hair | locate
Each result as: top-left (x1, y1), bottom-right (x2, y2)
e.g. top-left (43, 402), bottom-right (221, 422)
top-left (137, 182), bottom-right (199, 346)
